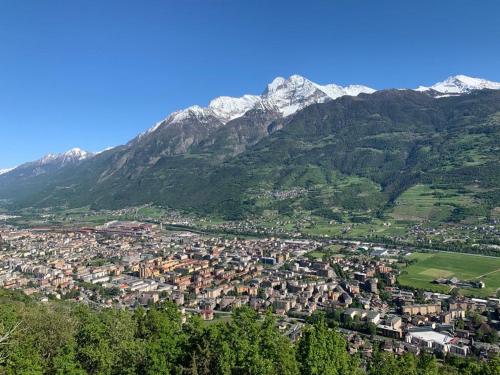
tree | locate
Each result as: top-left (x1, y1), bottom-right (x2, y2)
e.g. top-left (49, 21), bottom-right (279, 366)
top-left (74, 306), bottom-right (113, 374)
top-left (0, 321), bottom-right (20, 364)
top-left (179, 315), bottom-right (213, 375)
top-left (417, 353), bottom-right (438, 375)
top-left (101, 309), bottom-right (144, 375)
top-left (51, 346), bottom-right (86, 375)
top-left (219, 307), bottom-right (297, 375)
top-left (368, 351), bottom-right (433, 375)
top-left (368, 351), bottom-right (405, 375)
top-left (365, 322), bottom-right (377, 336)
top-left (0, 290), bottom-right (498, 375)
top-left (259, 312), bottom-right (300, 375)
top-left (450, 288), bottom-right (461, 299)
top-left (471, 312), bottom-right (483, 327)
top-left (297, 315), bottom-right (355, 375)
top-left (138, 302), bottom-right (184, 375)
top-left (482, 357), bottom-right (500, 375)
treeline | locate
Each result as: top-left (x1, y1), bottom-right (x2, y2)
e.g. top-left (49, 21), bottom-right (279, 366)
top-left (0, 290), bottom-right (499, 375)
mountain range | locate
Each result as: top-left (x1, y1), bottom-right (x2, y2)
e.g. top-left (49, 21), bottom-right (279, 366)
top-left (1, 74), bottom-right (499, 222)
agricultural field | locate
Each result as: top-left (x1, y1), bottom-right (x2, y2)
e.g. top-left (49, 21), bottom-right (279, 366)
top-left (390, 184), bottom-right (475, 224)
top-left (398, 252), bottom-right (500, 298)
top-left (301, 217), bottom-right (409, 239)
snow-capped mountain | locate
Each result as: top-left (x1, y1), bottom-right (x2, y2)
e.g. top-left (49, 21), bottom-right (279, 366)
top-left (143, 74), bottom-right (500, 138)
top-left (416, 75), bottom-right (500, 94)
top-left (0, 167), bottom-right (15, 176)
top-left (208, 95), bottom-right (261, 122)
top-left (1, 73), bottom-right (499, 214)
top-left (4, 73), bottom-right (498, 184)
top-left (141, 75), bottom-right (375, 138)
top-left (260, 75), bottom-right (375, 116)
top-left (0, 148), bottom-right (95, 179)
top-left (37, 148), bottom-right (93, 166)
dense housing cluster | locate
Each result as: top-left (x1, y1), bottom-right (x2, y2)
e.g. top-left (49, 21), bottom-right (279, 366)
top-left (1, 219), bottom-right (499, 367)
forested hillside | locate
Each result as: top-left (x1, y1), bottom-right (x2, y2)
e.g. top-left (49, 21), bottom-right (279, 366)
top-left (0, 291), bottom-right (498, 375)
top-left (1, 89), bottom-right (499, 224)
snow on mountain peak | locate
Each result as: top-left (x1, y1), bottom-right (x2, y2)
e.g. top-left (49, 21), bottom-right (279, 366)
top-left (265, 77), bottom-right (287, 93)
top-left (38, 148), bottom-right (93, 166)
top-left (179, 96), bottom-right (264, 124)
top-left (169, 105), bottom-right (214, 123)
top-left (261, 75), bottom-right (328, 116)
top-left (262, 75), bottom-right (315, 96)
top-left (143, 74), bottom-right (376, 135)
top-left (0, 167), bottom-right (15, 176)
top-left (317, 83), bottom-right (376, 100)
top-left (0, 148), bottom-right (94, 178)
top-left (208, 94), bottom-right (260, 122)
top-left (63, 148), bottom-right (90, 159)
top-left (96, 146), bottom-right (115, 155)
top-left (39, 153), bottom-right (59, 164)
top-left (416, 75), bottom-right (500, 94)
top-left (262, 75), bottom-right (375, 116)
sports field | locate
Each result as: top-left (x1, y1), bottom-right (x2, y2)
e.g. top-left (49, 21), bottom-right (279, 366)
top-left (398, 252), bottom-right (500, 297)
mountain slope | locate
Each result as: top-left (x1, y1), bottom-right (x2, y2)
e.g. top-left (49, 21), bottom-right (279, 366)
top-left (182, 89), bottom-right (500, 218)
top-left (0, 168), bottom-right (15, 176)
top-left (0, 76), bottom-right (499, 224)
top-left (2, 148), bottom-right (93, 178)
top-left (0, 148), bottom-right (95, 204)
top-left (0, 74), bottom-right (372, 208)
top-left (128, 75), bottom-right (375, 158)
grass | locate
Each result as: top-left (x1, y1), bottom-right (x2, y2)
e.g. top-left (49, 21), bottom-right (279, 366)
top-left (201, 313), bottom-right (232, 326)
top-left (301, 217), bottom-right (408, 239)
top-left (305, 244), bottom-right (344, 260)
top-left (305, 251), bottom-right (325, 260)
top-left (398, 252), bottom-right (500, 298)
top-left (419, 268), bottom-right (454, 278)
top-left (390, 184), bottom-right (474, 223)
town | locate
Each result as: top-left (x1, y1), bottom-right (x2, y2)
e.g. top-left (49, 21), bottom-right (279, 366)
top-left (1, 219), bottom-right (499, 363)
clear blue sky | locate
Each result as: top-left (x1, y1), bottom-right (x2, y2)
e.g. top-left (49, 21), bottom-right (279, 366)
top-left (1, 0), bottom-right (499, 168)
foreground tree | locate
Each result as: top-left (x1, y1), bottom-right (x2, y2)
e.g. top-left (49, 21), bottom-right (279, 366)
top-left (136, 302), bottom-right (184, 375)
top-left (297, 314), bottom-right (356, 375)
top-left (0, 290), bottom-right (499, 375)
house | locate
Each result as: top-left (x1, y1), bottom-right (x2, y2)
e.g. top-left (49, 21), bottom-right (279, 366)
top-left (366, 311), bottom-right (381, 324)
top-left (344, 308), bottom-right (366, 320)
top-left (402, 304), bottom-right (441, 316)
top-left (139, 291), bottom-right (159, 305)
top-left (201, 308), bottom-right (214, 321)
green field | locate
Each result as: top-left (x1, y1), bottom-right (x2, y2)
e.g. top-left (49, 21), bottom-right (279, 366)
top-left (390, 184), bottom-right (474, 223)
top-left (398, 252), bottom-right (500, 297)
top-left (305, 244), bottom-right (343, 260)
top-left (305, 251), bottom-right (326, 260)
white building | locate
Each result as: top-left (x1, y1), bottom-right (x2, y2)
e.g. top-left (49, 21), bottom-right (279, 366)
top-left (406, 329), bottom-right (454, 353)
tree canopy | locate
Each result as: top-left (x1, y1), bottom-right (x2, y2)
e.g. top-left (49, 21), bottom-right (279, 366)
top-left (0, 290), bottom-right (498, 375)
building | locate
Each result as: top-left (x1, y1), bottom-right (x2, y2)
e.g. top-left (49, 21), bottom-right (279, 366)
top-left (402, 304), bottom-right (441, 316)
top-left (406, 328), bottom-right (454, 353)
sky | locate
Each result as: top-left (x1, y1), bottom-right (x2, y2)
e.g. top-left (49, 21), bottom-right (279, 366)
top-left (1, 0), bottom-right (500, 168)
